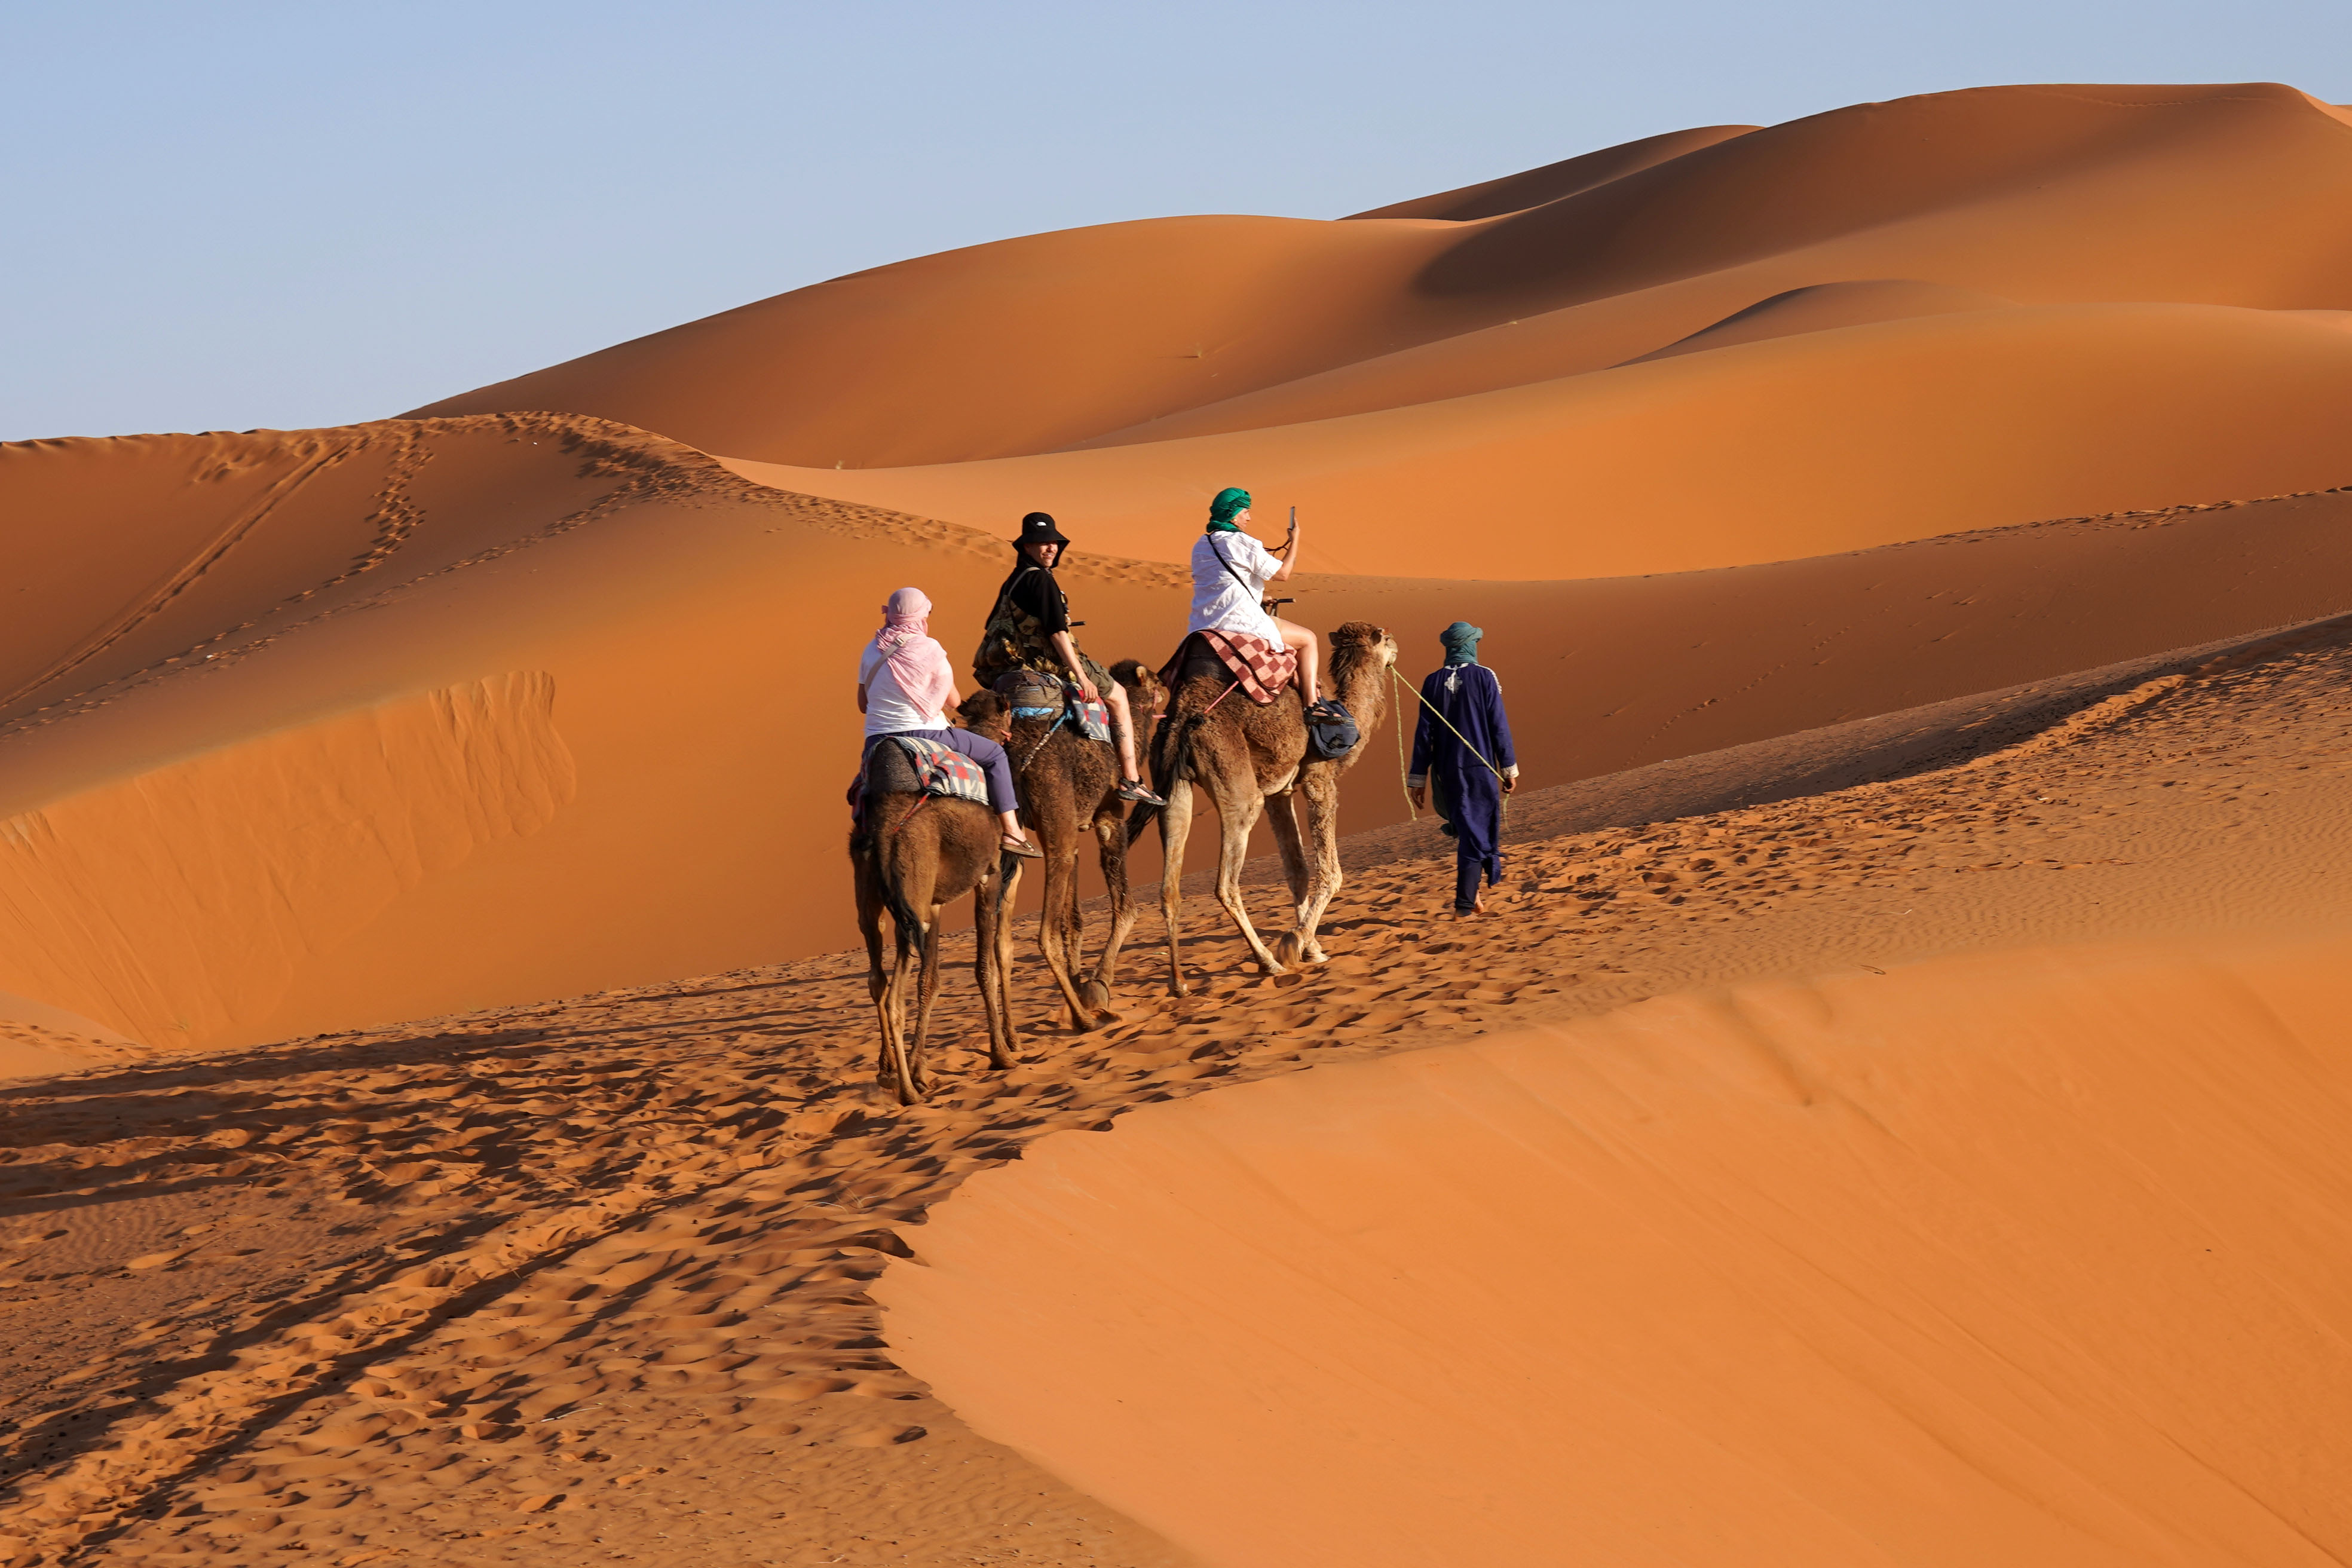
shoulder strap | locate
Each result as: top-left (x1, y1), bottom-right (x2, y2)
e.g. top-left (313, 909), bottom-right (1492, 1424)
top-left (1208, 535), bottom-right (1257, 598)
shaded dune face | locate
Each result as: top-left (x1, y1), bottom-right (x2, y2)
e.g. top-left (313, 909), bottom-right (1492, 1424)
top-left (1342, 124), bottom-right (1761, 221)
top-left (877, 935), bottom-right (2352, 1567)
top-left (1616, 278), bottom-right (2022, 363)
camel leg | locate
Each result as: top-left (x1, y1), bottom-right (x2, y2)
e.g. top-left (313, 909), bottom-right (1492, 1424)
top-left (1264, 790), bottom-right (1313, 968)
top-left (1083, 812), bottom-right (1133, 1021)
top-left (1034, 838), bottom-right (1099, 1031)
top-left (1157, 777), bottom-right (1196, 997)
top-left (1293, 764), bottom-right (1343, 964)
top-left (881, 916), bottom-right (921, 1104)
top-left (853, 846), bottom-right (889, 1079)
top-left (995, 855), bottom-right (1024, 1054)
top-left (1211, 786), bottom-right (1287, 976)
top-left (907, 899), bottom-right (947, 1099)
top-left (974, 867), bottom-right (1017, 1071)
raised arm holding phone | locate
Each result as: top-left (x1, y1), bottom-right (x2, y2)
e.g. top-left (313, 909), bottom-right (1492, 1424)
top-left (1188, 487), bottom-right (1334, 715)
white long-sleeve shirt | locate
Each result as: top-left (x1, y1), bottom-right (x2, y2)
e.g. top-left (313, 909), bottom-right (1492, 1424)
top-left (1189, 531), bottom-right (1284, 643)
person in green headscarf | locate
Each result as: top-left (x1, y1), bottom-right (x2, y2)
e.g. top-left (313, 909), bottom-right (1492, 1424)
top-left (1187, 486), bottom-right (1330, 710)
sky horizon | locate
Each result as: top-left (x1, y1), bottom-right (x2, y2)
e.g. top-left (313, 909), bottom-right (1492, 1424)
top-left (5, 0), bottom-right (2347, 443)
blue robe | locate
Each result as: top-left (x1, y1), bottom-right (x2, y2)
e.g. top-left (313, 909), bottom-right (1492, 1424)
top-left (1408, 664), bottom-right (1517, 911)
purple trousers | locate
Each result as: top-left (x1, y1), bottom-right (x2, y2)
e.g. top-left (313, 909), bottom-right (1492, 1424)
top-left (859, 728), bottom-right (1019, 815)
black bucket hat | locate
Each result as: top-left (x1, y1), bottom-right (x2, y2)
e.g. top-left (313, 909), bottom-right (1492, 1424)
top-left (1015, 511), bottom-right (1071, 549)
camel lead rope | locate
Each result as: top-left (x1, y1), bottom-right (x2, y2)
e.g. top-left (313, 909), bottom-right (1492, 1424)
top-left (1390, 667), bottom-right (1512, 835)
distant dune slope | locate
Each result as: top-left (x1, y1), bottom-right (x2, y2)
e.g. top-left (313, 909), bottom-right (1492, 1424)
top-left (408, 81), bottom-right (2352, 485)
top-left (7, 412), bottom-right (2352, 1048)
top-left (880, 935), bottom-right (2352, 1567)
top-left (732, 304), bottom-right (2352, 577)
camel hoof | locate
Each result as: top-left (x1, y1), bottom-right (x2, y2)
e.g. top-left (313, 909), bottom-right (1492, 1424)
top-left (1272, 933), bottom-right (1304, 967)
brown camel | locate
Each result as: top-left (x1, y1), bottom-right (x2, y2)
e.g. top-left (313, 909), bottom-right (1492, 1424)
top-left (1136, 620), bottom-right (1396, 993)
top-left (849, 728), bottom-right (1019, 1104)
top-left (965, 668), bottom-right (1165, 1032)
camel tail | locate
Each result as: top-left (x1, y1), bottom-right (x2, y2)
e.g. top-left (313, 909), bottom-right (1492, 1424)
top-left (875, 838), bottom-right (929, 947)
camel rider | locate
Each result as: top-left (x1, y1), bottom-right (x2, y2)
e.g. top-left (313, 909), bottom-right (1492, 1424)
top-left (1189, 486), bottom-right (1340, 719)
top-left (860, 586), bottom-right (1043, 858)
top-left (975, 512), bottom-right (1165, 806)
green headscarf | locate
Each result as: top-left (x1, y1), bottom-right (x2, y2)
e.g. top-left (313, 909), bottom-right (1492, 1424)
top-left (1207, 486), bottom-right (1251, 532)
top-left (1440, 621), bottom-right (1483, 667)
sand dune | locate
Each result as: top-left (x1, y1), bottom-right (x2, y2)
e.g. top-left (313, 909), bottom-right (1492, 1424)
top-left (8, 408), bottom-right (2352, 1049)
top-left (731, 303), bottom-right (2352, 577)
top-left (13, 573), bottom-right (2352, 1565)
top-left (881, 937), bottom-right (2352, 1566)
top-left (1618, 278), bottom-right (2021, 363)
top-left (411, 82), bottom-right (2352, 479)
top-left (1343, 124), bottom-right (1761, 220)
top-left (12, 79), bottom-right (2352, 1561)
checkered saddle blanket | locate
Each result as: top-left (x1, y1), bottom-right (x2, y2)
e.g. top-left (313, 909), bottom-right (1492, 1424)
top-left (859, 735), bottom-right (991, 807)
top-left (1158, 629), bottom-right (1298, 706)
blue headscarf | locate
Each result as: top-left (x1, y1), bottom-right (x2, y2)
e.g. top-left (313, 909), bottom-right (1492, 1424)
top-left (1207, 486), bottom-right (1251, 532)
top-left (1440, 621), bottom-right (1483, 667)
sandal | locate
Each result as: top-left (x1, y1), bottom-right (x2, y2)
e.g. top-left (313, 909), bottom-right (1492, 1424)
top-left (1002, 835), bottom-right (1045, 859)
top-left (1115, 779), bottom-right (1166, 806)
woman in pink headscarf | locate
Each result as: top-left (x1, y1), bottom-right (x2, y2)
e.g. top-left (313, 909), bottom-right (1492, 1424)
top-left (859, 586), bottom-right (1040, 857)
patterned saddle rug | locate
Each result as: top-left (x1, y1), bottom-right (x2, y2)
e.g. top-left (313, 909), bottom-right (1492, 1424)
top-left (853, 734), bottom-right (993, 811)
top-left (1157, 629), bottom-right (1298, 706)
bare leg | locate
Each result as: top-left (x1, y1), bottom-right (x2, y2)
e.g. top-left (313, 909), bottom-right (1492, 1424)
top-left (1102, 683), bottom-right (1145, 782)
top-left (1274, 617), bottom-right (1322, 705)
top-left (997, 810), bottom-right (1033, 849)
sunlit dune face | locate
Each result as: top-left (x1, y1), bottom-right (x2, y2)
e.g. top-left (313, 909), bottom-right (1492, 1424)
top-left (880, 935), bottom-right (2352, 1567)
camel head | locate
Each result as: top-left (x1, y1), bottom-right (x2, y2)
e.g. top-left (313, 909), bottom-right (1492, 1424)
top-left (1329, 620), bottom-right (1399, 681)
top-left (956, 689), bottom-right (1013, 744)
top-left (1108, 657), bottom-right (1168, 717)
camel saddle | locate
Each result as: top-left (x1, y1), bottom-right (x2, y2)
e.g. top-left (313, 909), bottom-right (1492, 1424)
top-left (855, 736), bottom-right (992, 809)
top-left (992, 669), bottom-right (1112, 745)
top-left (1158, 629), bottom-right (1298, 706)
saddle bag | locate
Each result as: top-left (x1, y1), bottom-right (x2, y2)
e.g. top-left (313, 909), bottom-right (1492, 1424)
top-left (1306, 699), bottom-right (1359, 761)
top-left (993, 669), bottom-right (1065, 719)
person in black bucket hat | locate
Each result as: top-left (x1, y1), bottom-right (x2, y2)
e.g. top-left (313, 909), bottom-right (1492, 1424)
top-left (972, 512), bottom-right (1163, 804)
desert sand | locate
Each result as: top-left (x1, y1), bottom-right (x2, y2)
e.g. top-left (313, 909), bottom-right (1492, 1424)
top-left (6, 78), bottom-right (2352, 1566)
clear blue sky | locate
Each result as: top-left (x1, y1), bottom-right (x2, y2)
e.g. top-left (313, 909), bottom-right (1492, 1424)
top-left (4, 0), bottom-right (2345, 442)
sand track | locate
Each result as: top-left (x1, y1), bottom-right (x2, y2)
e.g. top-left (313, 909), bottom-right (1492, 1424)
top-left (7, 609), bottom-right (2352, 1564)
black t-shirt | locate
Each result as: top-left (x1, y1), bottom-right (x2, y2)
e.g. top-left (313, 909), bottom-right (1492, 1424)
top-left (999, 561), bottom-right (1071, 636)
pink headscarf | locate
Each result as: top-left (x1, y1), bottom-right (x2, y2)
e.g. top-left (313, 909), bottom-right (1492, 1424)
top-left (869, 586), bottom-right (957, 718)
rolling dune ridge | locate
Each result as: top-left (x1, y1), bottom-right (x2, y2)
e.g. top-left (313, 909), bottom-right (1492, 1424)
top-left (8, 78), bottom-right (2352, 1567)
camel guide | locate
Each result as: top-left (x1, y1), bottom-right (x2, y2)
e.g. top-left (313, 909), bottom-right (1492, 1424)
top-left (1407, 621), bottom-right (1520, 915)
top-left (974, 512), bottom-right (1164, 806)
top-left (858, 586), bottom-right (1043, 859)
top-left (1189, 487), bottom-right (1345, 725)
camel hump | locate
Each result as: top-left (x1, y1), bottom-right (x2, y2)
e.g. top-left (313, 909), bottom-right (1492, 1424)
top-left (863, 741), bottom-right (926, 798)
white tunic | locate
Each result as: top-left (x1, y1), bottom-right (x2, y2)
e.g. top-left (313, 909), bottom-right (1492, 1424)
top-left (859, 641), bottom-right (948, 737)
top-left (1188, 531), bottom-right (1284, 643)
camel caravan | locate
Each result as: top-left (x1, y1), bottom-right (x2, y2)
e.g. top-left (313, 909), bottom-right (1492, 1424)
top-left (851, 488), bottom-right (1517, 1105)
